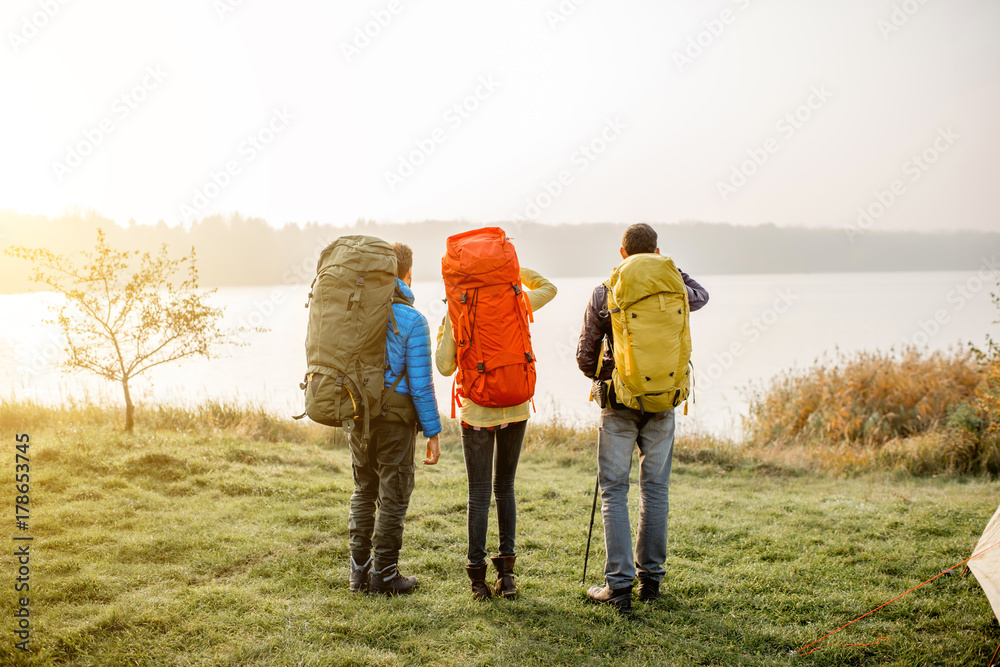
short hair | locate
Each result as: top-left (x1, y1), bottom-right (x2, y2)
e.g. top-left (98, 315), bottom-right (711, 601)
top-left (392, 242), bottom-right (413, 278)
top-left (622, 224), bottom-right (657, 256)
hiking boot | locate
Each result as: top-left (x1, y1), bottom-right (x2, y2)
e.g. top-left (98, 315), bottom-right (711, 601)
top-left (465, 562), bottom-right (492, 600)
top-left (491, 555), bottom-right (518, 599)
top-left (348, 555), bottom-right (372, 594)
top-left (368, 563), bottom-right (418, 597)
top-left (587, 584), bottom-right (633, 615)
top-left (636, 577), bottom-right (660, 602)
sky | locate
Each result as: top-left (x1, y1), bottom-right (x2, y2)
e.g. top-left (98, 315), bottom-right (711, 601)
top-left (1, 0), bottom-right (998, 232)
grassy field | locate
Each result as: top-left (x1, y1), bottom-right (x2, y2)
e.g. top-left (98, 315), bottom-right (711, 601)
top-left (2, 406), bottom-right (999, 666)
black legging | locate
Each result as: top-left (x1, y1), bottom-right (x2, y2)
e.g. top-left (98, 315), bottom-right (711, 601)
top-left (461, 421), bottom-right (527, 566)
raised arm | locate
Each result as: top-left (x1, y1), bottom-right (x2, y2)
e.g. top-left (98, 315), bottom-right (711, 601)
top-left (679, 269), bottom-right (709, 312)
top-left (520, 267), bottom-right (557, 311)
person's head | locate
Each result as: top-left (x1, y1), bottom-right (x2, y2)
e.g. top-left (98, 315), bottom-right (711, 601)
top-left (620, 223), bottom-right (659, 259)
top-left (393, 242), bottom-right (413, 286)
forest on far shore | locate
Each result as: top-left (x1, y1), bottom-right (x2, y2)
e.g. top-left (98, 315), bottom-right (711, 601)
top-left (2, 210), bottom-right (998, 293)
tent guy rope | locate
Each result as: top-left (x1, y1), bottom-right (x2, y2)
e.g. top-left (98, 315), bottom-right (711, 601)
top-left (793, 538), bottom-right (1000, 657)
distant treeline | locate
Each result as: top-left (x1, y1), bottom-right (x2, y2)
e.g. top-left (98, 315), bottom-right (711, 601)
top-left (2, 210), bottom-right (998, 293)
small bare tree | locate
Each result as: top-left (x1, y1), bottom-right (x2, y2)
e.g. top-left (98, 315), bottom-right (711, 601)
top-left (7, 229), bottom-right (242, 431)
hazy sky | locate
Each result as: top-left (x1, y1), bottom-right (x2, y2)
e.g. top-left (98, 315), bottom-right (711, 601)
top-left (2, 0), bottom-right (998, 232)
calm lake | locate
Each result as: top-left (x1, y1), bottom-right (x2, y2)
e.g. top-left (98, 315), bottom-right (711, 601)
top-left (1, 271), bottom-right (996, 438)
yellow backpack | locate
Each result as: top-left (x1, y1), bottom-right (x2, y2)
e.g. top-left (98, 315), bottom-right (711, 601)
top-left (606, 253), bottom-right (692, 412)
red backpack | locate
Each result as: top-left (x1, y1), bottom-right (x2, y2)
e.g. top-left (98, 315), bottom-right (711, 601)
top-left (442, 228), bottom-right (536, 416)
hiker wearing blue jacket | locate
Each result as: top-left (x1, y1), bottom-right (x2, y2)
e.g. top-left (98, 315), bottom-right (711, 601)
top-left (349, 243), bottom-right (442, 597)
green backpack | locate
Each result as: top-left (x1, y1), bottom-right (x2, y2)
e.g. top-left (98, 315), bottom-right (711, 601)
top-left (297, 235), bottom-right (400, 441)
top-left (606, 253), bottom-right (692, 413)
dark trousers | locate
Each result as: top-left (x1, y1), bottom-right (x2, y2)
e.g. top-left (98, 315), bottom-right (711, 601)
top-left (348, 413), bottom-right (416, 571)
top-left (461, 421), bottom-right (527, 566)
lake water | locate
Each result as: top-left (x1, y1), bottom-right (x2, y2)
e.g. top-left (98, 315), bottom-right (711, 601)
top-left (1, 271), bottom-right (996, 438)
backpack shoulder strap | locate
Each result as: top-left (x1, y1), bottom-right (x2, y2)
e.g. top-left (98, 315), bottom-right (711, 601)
top-left (386, 367), bottom-right (406, 395)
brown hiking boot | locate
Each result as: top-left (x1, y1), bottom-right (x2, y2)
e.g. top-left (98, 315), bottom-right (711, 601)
top-left (368, 563), bottom-right (418, 597)
top-left (465, 563), bottom-right (492, 600)
top-left (491, 555), bottom-right (518, 599)
top-left (587, 584), bottom-right (633, 615)
top-left (348, 555), bottom-right (371, 594)
top-left (636, 576), bottom-right (660, 602)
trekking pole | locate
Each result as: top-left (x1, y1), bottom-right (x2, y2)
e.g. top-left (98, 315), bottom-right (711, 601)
top-left (581, 474), bottom-right (600, 585)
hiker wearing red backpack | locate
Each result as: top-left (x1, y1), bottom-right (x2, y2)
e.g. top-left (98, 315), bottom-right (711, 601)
top-left (435, 228), bottom-right (557, 600)
top-left (576, 223), bottom-right (709, 615)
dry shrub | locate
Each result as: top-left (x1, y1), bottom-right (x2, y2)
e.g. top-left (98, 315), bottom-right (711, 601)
top-left (0, 398), bottom-right (343, 447)
top-left (740, 345), bottom-right (1000, 476)
top-left (744, 346), bottom-right (981, 449)
top-left (974, 346), bottom-right (1000, 436)
top-left (524, 415), bottom-right (595, 453)
top-left (0, 397), bottom-right (115, 432)
top-left (673, 432), bottom-right (748, 469)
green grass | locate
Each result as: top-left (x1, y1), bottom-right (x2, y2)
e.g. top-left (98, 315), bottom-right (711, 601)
top-left (2, 404), bottom-right (999, 666)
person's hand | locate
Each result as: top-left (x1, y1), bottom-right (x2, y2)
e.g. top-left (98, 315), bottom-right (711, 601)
top-left (422, 434), bottom-right (440, 465)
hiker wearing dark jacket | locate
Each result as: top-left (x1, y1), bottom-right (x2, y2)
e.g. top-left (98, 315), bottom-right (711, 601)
top-left (349, 243), bottom-right (442, 597)
top-left (575, 223), bottom-right (709, 614)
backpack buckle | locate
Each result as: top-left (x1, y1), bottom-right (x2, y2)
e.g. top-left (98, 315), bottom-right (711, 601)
top-left (477, 362), bottom-right (485, 373)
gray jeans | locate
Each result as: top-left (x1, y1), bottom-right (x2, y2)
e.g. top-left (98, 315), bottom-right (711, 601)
top-left (597, 404), bottom-right (675, 590)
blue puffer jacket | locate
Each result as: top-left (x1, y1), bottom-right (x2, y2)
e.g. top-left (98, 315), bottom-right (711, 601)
top-left (384, 279), bottom-right (442, 437)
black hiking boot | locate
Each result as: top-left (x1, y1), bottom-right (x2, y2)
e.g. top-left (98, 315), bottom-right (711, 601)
top-left (587, 584), bottom-right (633, 615)
top-left (369, 563), bottom-right (418, 597)
top-left (636, 576), bottom-right (660, 602)
top-left (465, 562), bottom-right (492, 600)
top-left (348, 556), bottom-right (371, 594)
